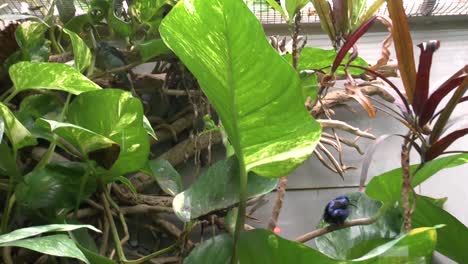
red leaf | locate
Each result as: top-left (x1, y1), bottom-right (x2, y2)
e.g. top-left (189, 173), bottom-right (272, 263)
top-left (331, 16), bottom-right (377, 74)
top-left (413, 41), bottom-right (440, 116)
top-left (426, 128), bottom-right (468, 161)
top-left (419, 76), bottom-right (466, 126)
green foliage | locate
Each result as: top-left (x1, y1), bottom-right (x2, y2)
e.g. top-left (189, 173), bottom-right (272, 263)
top-left (160, 0), bottom-right (321, 178)
top-left (366, 154), bottom-right (468, 203)
top-left (237, 227), bottom-right (437, 263)
top-left (142, 159), bottom-right (182, 196)
top-left (9, 62), bottom-right (101, 94)
top-left (172, 157), bottom-right (278, 221)
top-left (63, 29), bottom-right (92, 72)
top-left (185, 234), bottom-right (233, 264)
top-left (0, 103), bottom-right (37, 153)
top-left (0, 224), bottom-right (100, 264)
top-left (284, 47), bottom-right (368, 75)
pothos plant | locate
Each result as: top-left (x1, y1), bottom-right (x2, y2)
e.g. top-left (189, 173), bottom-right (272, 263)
top-left (0, 0), bottom-right (466, 264)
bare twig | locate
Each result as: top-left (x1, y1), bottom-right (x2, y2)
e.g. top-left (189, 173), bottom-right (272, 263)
top-left (267, 177), bottom-right (287, 231)
top-left (295, 217), bottom-right (377, 243)
top-left (318, 119), bottom-right (376, 139)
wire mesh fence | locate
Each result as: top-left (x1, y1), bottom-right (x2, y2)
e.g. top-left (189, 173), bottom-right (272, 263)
top-left (1, 0), bottom-right (468, 24)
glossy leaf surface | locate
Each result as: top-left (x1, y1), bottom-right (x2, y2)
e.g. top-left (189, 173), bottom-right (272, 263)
top-left (160, 0), bottom-right (321, 177)
top-left (9, 62), bottom-right (101, 94)
top-left (63, 28), bottom-right (92, 72)
top-left (67, 89), bottom-right (150, 177)
top-left (366, 154), bottom-right (468, 203)
top-left (237, 227), bottom-right (437, 263)
top-left (0, 235), bottom-right (90, 263)
top-left (142, 159), bottom-right (182, 196)
top-left (184, 234), bottom-right (233, 264)
top-left (412, 195), bottom-right (468, 263)
top-left (0, 224), bottom-right (100, 244)
top-left (172, 157), bottom-right (278, 221)
top-left (0, 102), bottom-right (37, 151)
top-left (15, 162), bottom-right (97, 209)
top-left (315, 192), bottom-right (402, 260)
top-left (286, 47), bottom-right (368, 75)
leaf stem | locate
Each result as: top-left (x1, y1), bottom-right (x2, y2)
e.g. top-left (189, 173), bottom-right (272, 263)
top-left (2, 91), bottom-right (18, 105)
top-left (231, 161), bottom-right (247, 264)
top-left (123, 244), bottom-right (177, 264)
top-left (101, 189), bottom-right (127, 262)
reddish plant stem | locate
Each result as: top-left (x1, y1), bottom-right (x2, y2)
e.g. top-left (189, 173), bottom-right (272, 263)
top-left (401, 132), bottom-right (412, 232)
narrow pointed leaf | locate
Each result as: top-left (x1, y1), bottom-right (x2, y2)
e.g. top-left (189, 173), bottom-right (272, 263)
top-left (0, 235), bottom-right (90, 264)
top-left (413, 41), bottom-right (440, 115)
top-left (331, 17), bottom-right (377, 74)
top-left (430, 77), bottom-right (468, 143)
top-left (160, 0), bottom-right (321, 177)
top-left (426, 128), bottom-right (468, 161)
top-left (63, 28), bottom-right (92, 72)
top-left (9, 62), bottom-right (101, 95)
top-left (310, 0), bottom-right (336, 44)
top-left (283, 0), bottom-right (309, 22)
top-left (265, 0), bottom-right (287, 21)
top-left (0, 102), bottom-right (37, 151)
top-left (420, 76), bottom-right (466, 126)
top-left (366, 154), bottom-right (468, 203)
top-left (386, 0), bottom-right (417, 102)
top-left (356, 0), bottom-right (385, 29)
top-left (0, 224), bottom-right (100, 244)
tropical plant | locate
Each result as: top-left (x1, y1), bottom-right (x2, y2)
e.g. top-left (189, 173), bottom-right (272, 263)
top-left (0, 0), bottom-right (466, 263)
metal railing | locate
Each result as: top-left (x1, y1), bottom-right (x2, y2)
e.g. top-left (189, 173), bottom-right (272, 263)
top-left (1, 0), bottom-right (468, 24)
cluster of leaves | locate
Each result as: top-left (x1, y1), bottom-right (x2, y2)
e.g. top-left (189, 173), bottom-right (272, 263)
top-left (0, 0), bottom-right (467, 263)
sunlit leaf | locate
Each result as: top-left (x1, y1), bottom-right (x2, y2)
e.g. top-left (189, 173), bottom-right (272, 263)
top-left (9, 62), bottom-right (101, 95)
top-left (285, 47), bottom-right (368, 75)
top-left (160, 0), bottom-right (321, 177)
top-left (0, 102), bottom-right (37, 152)
top-left (172, 157), bottom-right (278, 222)
top-left (67, 89), bottom-right (149, 179)
top-left (315, 192), bottom-right (402, 260)
top-left (63, 28), bottom-right (92, 72)
top-left (283, 0), bottom-right (309, 22)
top-left (386, 0), bottom-right (416, 102)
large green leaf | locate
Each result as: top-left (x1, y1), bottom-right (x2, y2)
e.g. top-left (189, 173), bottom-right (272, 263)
top-left (38, 119), bottom-right (118, 156)
top-left (130, 0), bottom-right (170, 32)
top-left (67, 89), bottom-right (150, 178)
top-left (9, 62), bottom-right (101, 95)
top-left (366, 154), bottom-right (468, 203)
top-left (63, 28), bottom-right (92, 72)
top-left (0, 224), bottom-right (100, 244)
top-left (14, 21), bottom-right (50, 62)
top-left (172, 157), bottom-right (278, 222)
top-left (142, 159), bottom-right (182, 196)
top-left (412, 195), bottom-right (468, 263)
top-left (0, 235), bottom-right (90, 263)
top-left (315, 192), bottom-right (402, 260)
top-left (184, 234), bottom-right (233, 264)
top-left (238, 227), bottom-right (437, 263)
top-left (285, 47), bottom-right (368, 75)
top-left (160, 0), bottom-right (321, 178)
top-left (0, 102), bottom-right (37, 152)
top-left (15, 162), bottom-right (97, 209)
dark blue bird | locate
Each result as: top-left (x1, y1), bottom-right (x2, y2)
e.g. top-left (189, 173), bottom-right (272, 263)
top-left (323, 195), bottom-right (352, 225)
